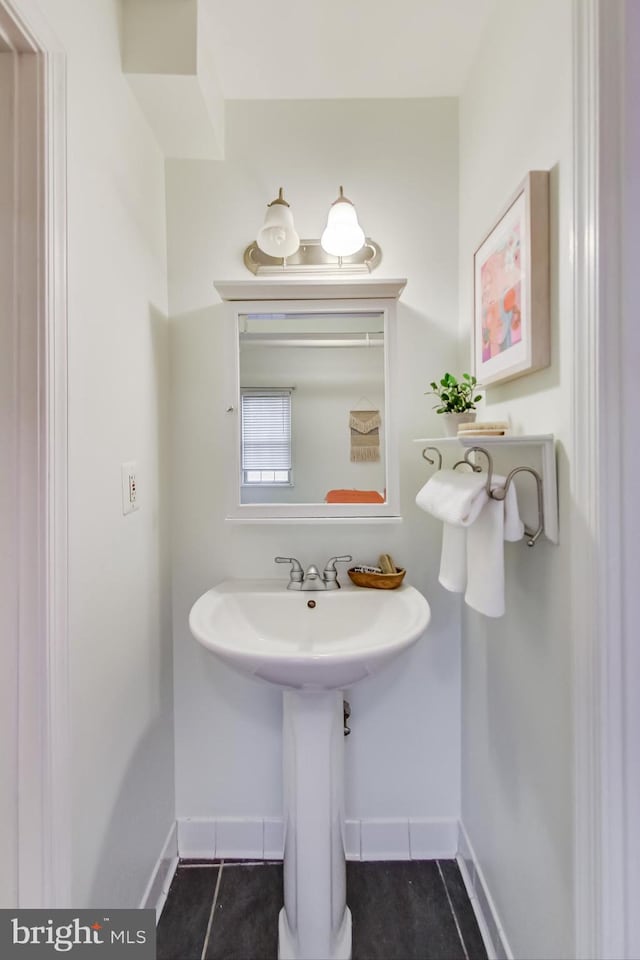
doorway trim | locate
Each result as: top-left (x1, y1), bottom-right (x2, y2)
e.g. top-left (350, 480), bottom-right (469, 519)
top-left (572, 1), bottom-right (637, 957)
top-left (1, 0), bottom-right (69, 907)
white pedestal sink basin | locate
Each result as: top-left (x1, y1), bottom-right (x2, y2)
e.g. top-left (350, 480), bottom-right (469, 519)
top-left (189, 579), bottom-right (431, 960)
top-left (189, 579), bottom-right (431, 690)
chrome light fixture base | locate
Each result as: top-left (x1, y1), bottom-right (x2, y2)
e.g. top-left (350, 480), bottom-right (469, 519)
top-left (243, 237), bottom-right (382, 276)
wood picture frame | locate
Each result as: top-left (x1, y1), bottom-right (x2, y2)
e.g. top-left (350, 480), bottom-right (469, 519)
top-left (473, 171), bottom-right (550, 387)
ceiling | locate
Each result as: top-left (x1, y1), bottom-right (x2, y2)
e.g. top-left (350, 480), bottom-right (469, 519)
top-left (203, 0), bottom-right (498, 100)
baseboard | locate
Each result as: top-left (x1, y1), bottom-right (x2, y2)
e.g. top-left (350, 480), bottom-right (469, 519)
top-left (139, 821), bottom-right (179, 921)
top-left (457, 822), bottom-right (513, 960)
top-left (152, 815), bottom-right (511, 955)
top-left (176, 816), bottom-right (459, 862)
top-left (354, 817), bottom-right (459, 861)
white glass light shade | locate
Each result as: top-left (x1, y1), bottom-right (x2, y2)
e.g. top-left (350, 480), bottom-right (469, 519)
top-left (256, 202), bottom-right (300, 258)
top-left (320, 189), bottom-right (366, 257)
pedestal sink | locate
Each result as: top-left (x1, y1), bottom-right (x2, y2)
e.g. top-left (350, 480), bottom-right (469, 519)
top-left (189, 579), bottom-right (431, 960)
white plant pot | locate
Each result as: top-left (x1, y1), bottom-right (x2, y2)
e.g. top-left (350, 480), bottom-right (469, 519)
top-left (441, 412), bottom-right (476, 436)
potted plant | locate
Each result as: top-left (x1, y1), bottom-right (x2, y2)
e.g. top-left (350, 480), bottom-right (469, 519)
top-left (426, 372), bottom-right (483, 436)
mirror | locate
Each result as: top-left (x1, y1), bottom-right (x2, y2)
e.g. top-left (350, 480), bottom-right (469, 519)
top-left (224, 298), bottom-right (399, 519)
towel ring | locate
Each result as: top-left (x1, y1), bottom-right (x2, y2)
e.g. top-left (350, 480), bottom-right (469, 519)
top-left (453, 446), bottom-right (494, 495)
top-left (491, 465), bottom-right (544, 546)
top-left (421, 446), bottom-right (443, 470)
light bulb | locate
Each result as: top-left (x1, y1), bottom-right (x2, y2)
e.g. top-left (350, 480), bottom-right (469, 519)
top-left (256, 189), bottom-right (300, 258)
top-left (320, 186), bottom-right (366, 257)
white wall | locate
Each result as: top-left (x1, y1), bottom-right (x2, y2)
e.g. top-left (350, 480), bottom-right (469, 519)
top-left (40, 0), bottom-right (175, 908)
top-left (458, 2), bottom-right (574, 957)
top-left (168, 98), bottom-right (463, 826)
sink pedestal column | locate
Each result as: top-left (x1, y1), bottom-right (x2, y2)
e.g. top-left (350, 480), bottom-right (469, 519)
top-left (278, 689), bottom-right (351, 960)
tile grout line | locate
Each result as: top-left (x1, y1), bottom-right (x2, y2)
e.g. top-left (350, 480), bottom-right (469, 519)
top-left (180, 863), bottom-right (223, 869)
top-left (437, 860), bottom-right (470, 960)
top-left (200, 860), bottom-right (224, 960)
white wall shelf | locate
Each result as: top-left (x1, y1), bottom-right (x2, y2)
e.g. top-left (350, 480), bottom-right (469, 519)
top-left (413, 434), bottom-right (558, 544)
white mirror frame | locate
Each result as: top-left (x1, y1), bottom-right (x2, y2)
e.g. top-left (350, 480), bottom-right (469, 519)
top-left (221, 292), bottom-right (401, 521)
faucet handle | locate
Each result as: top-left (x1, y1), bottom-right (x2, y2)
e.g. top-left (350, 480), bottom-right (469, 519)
top-left (274, 557), bottom-right (304, 583)
top-left (322, 555), bottom-right (353, 587)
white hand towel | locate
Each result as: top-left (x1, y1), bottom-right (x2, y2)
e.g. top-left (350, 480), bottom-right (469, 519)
top-left (439, 524), bottom-right (467, 593)
top-left (502, 476), bottom-right (525, 542)
top-left (464, 475), bottom-right (524, 617)
top-left (415, 469), bottom-right (524, 610)
top-left (415, 468), bottom-right (489, 526)
top-left (415, 468), bottom-right (488, 595)
top-left (465, 498), bottom-right (507, 617)
top-left (434, 474), bottom-right (524, 604)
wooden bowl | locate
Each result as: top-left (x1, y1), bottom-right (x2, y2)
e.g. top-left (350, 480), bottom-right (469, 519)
top-left (347, 567), bottom-right (406, 590)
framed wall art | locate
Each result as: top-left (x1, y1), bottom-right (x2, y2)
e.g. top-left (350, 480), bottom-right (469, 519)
top-left (473, 171), bottom-right (550, 387)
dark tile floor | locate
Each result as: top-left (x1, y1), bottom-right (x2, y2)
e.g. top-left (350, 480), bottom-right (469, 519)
top-left (157, 859), bottom-right (488, 960)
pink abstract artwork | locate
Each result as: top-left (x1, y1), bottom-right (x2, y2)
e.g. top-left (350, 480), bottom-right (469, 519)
top-left (479, 221), bottom-right (522, 363)
top-left (474, 172), bottom-right (549, 386)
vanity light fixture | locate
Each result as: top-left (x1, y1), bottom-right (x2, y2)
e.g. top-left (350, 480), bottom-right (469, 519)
top-left (256, 187), bottom-right (300, 259)
top-left (320, 186), bottom-right (366, 257)
top-left (245, 186), bottom-right (380, 275)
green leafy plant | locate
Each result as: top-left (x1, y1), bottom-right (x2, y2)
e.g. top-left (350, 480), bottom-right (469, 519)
top-left (426, 372), bottom-right (483, 414)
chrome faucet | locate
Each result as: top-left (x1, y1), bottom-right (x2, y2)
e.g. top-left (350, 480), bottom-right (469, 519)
top-left (275, 555), bottom-right (352, 591)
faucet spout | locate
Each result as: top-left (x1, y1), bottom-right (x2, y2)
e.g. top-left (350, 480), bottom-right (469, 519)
top-left (302, 564), bottom-right (324, 590)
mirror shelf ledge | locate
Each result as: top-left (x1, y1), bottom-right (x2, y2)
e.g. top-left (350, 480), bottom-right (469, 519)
top-left (224, 516), bottom-right (404, 525)
top-left (214, 277), bottom-right (407, 302)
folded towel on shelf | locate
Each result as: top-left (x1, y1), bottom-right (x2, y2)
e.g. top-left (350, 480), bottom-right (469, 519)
top-left (415, 468), bottom-right (489, 527)
top-left (325, 489), bottom-right (385, 504)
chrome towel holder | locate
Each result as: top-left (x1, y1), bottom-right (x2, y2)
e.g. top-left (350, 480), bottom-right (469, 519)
top-left (421, 444), bottom-right (545, 547)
